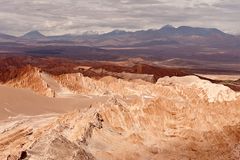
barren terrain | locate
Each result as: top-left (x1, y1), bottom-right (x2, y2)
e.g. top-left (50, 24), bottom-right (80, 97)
top-left (0, 58), bottom-right (239, 159)
top-left (0, 27), bottom-right (239, 159)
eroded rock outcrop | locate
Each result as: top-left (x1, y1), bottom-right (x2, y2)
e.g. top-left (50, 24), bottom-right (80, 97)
top-left (0, 75), bottom-right (239, 160)
top-left (54, 73), bottom-right (239, 103)
top-left (157, 76), bottom-right (239, 102)
top-left (5, 65), bottom-right (54, 97)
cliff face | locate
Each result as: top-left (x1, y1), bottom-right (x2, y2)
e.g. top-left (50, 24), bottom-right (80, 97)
top-left (0, 75), bottom-right (239, 160)
top-left (5, 65), bottom-right (54, 97)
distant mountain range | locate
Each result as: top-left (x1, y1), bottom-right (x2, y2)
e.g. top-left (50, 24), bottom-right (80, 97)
top-left (0, 25), bottom-right (239, 65)
top-left (99, 25), bottom-right (228, 38)
top-left (0, 25), bottom-right (237, 46)
top-left (0, 25), bottom-right (236, 41)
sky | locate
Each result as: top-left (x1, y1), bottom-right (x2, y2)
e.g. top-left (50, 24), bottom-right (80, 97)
top-left (0, 0), bottom-right (239, 36)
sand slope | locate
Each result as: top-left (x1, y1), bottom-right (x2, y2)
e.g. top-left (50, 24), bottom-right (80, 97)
top-left (0, 85), bottom-right (106, 120)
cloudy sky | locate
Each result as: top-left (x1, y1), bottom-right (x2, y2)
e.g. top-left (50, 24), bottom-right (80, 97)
top-left (0, 0), bottom-right (239, 36)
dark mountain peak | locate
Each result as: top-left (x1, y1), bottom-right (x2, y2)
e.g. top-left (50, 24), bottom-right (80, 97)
top-left (22, 30), bottom-right (46, 39)
top-left (158, 25), bottom-right (176, 35)
top-left (177, 26), bottom-right (193, 30)
top-left (153, 25), bottom-right (229, 37)
top-left (101, 29), bottom-right (128, 38)
top-left (161, 24), bottom-right (175, 29)
top-left (176, 26), bottom-right (226, 36)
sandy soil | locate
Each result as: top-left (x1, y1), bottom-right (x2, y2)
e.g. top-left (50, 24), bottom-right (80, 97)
top-left (0, 85), bottom-right (107, 121)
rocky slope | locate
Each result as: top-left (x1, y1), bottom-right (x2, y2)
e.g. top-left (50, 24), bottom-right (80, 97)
top-left (1, 64), bottom-right (239, 105)
top-left (5, 65), bottom-right (54, 97)
top-left (54, 73), bottom-right (239, 103)
top-left (0, 74), bottom-right (239, 160)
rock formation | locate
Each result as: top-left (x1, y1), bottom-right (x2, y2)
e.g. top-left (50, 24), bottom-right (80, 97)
top-left (0, 74), bottom-right (239, 160)
top-left (4, 65), bottom-right (54, 97)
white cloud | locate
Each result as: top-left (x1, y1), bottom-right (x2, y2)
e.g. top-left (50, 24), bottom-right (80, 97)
top-left (0, 0), bottom-right (239, 35)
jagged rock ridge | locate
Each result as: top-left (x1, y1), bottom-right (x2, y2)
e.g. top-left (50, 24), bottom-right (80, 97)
top-left (0, 73), bottom-right (239, 160)
top-left (5, 65), bottom-right (54, 97)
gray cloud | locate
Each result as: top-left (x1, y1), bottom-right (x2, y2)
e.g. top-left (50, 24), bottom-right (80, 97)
top-left (0, 0), bottom-right (239, 36)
